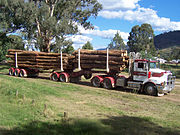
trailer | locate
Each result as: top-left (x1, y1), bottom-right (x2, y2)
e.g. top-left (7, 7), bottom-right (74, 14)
top-left (7, 49), bottom-right (175, 96)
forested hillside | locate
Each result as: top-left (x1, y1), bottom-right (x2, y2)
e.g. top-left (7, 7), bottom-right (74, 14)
top-left (154, 30), bottom-right (180, 49)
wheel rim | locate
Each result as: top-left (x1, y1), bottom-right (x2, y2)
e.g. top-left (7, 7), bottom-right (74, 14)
top-left (60, 74), bottom-right (66, 82)
top-left (14, 70), bottom-right (19, 76)
top-left (92, 77), bottom-right (100, 87)
top-left (146, 86), bottom-right (154, 95)
top-left (9, 69), bottom-right (14, 76)
top-left (52, 73), bottom-right (58, 81)
top-left (145, 84), bottom-right (157, 96)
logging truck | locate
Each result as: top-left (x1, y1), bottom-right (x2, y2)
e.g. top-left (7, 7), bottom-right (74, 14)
top-left (7, 49), bottom-right (175, 96)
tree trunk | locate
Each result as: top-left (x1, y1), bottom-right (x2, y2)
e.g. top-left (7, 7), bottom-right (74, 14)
top-left (44, 38), bottom-right (51, 52)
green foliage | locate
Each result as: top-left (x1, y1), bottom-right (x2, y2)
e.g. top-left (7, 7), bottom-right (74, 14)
top-left (62, 45), bottom-right (75, 54)
top-left (139, 50), bottom-right (155, 60)
top-left (159, 46), bottom-right (180, 61)
top-left (50, 37), bottom-right (73, 53)
top-left (8, 35), bottom-right (24, 49)
top-left (0, 33), bottom-right (9, 61)
top-left (127, 23), bottom-right (156, 55)
top-left (171, 47), bottom-right (180, 60)
top-left (159, 50), bottom-right (172, 61)
top-left (82, 41), bottom-right (93, 50)
top-left (108, 32), bottom-right (125, 50)
top-left (0, 33), bottom-right (24, 61)
top-left (1, 0), bottom-right (102, 52)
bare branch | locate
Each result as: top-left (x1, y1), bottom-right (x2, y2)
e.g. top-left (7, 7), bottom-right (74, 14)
top-left (36, 18), bottom-right (42, 37)
top-left (50, 0), bottom-right (58, 17)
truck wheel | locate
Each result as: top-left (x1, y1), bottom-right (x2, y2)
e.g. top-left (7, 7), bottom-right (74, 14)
top-left (144, 83), bottom-right (157, 96)
top-left (51, 73), bottom-right (59, 81)
top-left (19, 69), bottom-right (28, 78)
top-left (91, 76), bottom-right (101, 87)
top-left (84, 72), bottom-right (92, 79)
top-left (9, 68), bottom-right (15, 76)
top-left (103, 78), bottom-right (113, 89)
top-left (14, 69), bottom-right (20, 77)
top-left (59, 73), bottom-right (69, 82)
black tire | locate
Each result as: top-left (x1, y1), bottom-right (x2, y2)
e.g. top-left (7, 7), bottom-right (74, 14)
top-left (9, 68), bottom-right (14, 76)
top-left (14, 69), bottom-right (20, 77)
top-left (51, 73), bottom-right (59, 81)
top-left (103, 78), bottom-right (112, 89)
top-left (144, 83), bottom-right (157, 96)
top-left (91, 77), bottom-right (101, 87)
top-left (84, 72), bottom-right (92, 79)
top-left (59, 74), bottom-right (67, 82)
top-left (19, 70), bottom-right (26, 77)
top-left (20, 70), bottom-right (24, 77)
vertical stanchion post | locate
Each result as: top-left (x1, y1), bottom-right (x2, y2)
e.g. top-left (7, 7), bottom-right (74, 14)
top-left (60, 50), bottom-right (64, 71)
top-left (78, 48), bottom-right (81, 70)
top-left (15, 52), bottom-right (18, 68)
top-left (106, 48), bottom-right (109, 73)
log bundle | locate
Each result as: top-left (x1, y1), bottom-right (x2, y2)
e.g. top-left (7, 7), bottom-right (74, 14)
top-left (73, 49), bottom-right (129, 72)
top-left (6, 49), bottom-right (129, 72)
top-left (6, 49), bottom-right (73, 70)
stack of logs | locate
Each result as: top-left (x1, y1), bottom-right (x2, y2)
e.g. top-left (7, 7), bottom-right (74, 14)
top-left (73, 49), bottom-right (129, 72)
top-left (6, 49), bottom-right (129, 72)
top-left (6, 49), bottom-right (73, 70)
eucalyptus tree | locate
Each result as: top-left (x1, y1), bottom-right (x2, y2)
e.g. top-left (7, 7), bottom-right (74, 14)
top-left (82, 41), bottom-right (93, 50)
top-left (0, 33), bottom-right (24, 61)
top-left (127, 23), bottom-right (155, 54)
top-left (108, 32), bottom-right (125, 50)
top-left (0, 0), bottom-right (102, 52)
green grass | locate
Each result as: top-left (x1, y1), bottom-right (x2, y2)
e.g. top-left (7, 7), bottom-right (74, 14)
top-left (0, 64), bottom-right (9, 74)
top-left (0, 64), bottom-right (180, 135)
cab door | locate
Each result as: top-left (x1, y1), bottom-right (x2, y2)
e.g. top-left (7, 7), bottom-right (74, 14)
top-left (133, 61), bottom-right (148, 81)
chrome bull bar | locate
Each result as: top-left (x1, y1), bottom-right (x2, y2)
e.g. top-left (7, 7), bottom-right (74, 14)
top-left (167, 75), bottom-right (176, 91)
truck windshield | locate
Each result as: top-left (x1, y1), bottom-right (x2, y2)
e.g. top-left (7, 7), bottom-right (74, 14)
top-left (150, 62), bottom-right (157, 69)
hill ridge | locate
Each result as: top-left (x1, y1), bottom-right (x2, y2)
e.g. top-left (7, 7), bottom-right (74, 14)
top-left (154, 30), bottom-right (180, 49)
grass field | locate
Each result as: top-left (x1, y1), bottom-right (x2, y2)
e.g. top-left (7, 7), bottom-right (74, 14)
top-left (0, 64), bottom-right (180, 135)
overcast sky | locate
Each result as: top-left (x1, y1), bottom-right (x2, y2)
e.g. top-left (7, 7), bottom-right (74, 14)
top-left (70, 0), bottom-right (180, 49)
